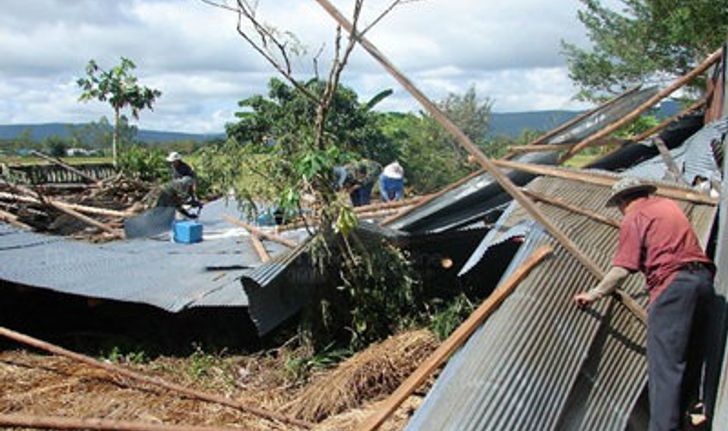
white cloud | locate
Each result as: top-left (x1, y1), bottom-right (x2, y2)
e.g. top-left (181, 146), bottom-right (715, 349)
top-left (0, 0), bottom-right (593, 133)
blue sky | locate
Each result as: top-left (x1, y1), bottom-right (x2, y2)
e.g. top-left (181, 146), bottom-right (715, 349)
top-left (0, 0), bottom-right (595, 133)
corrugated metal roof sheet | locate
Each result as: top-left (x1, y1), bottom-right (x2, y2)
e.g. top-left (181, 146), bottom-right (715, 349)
top-left (710, 131), bottom-right (728, 426)
top-left (0, 198), bottom-right (307, 319)
top-left (406, 176), bottom-right (716, 431)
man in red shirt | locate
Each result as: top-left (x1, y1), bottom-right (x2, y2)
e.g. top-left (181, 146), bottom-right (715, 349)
top-left (574, 177), bottom-right (715, 431)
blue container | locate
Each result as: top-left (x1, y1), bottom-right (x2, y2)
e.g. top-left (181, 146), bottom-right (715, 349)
top-left (173, 220), bottom-right (203, 244)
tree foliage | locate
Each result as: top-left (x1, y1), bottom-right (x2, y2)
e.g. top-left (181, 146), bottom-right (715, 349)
top-left (562, 0), bottom-right (728, 100)
top-left (77, 57), bottom-right (161, 164)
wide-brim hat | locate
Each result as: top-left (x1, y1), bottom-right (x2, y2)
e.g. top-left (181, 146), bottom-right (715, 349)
top-left (166, 152), bottom-right (182, 162)
top-left (605, 177), bottom-right (657, 207)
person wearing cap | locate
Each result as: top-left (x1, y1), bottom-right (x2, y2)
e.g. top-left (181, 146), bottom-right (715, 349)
top-left (379, 160), bottom-right (405, 202)
top-left (573, 177), bottom-right (715, 430)
top-left (166, 151), bottom-right (195, 180)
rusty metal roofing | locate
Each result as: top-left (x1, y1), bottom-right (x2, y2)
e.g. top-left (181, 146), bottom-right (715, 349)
top-left (406, 176), bottom-right (717, 431)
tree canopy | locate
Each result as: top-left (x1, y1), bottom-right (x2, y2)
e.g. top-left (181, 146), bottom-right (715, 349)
top-left (562, 0), bottom-right (728, 100)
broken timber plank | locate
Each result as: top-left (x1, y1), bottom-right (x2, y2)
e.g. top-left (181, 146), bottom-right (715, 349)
top-left (223, 215), bottom-right (298, 248)
top-left (30, 150), bottom-right (103, 186)
top-left (0, 413), bottom-right (237, 431)
top-left (0, 192), bottom-right (132, 218)
top-left (316, 0), bottom-right (647, 326)
top-left (250, 234), bottom-right (271, 262)
top-left (560, 48), bottom-right (723, 163)
top-left (493, 159), bottom-right (717, 206)
top-left (358, 245), bottom-right (553, 431)
top-left (522, 189), bottom-right (621, 228)
top-left (651, 137), bottom-right (689, 186)
top-left (0, 208), bottom-right (33, 230)
top-left (0, 326), bottom-right (314, 430)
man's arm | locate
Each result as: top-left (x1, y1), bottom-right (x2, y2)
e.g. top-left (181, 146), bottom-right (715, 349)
top-left (573, 266), bottom-right (630, 307)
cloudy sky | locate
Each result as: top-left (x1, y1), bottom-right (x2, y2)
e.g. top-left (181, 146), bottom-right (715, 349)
top-left (0, 0), bottom-right (597, 134)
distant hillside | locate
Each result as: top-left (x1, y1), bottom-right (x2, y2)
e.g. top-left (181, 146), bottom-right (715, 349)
top-left (0, 100), bottom-right (683, 143)
top-left (0, 123), bottom-right (223, 143)
top-left (488, 99), bottom-right (682, 138)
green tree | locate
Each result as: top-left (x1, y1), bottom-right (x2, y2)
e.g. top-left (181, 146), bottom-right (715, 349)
top-left (380, 86), bottom-right (494, 194)
top-left (77, 57), bottom-right (161, 165)
top-left (563, 0), bottom-right (728, 100)
top-left (44, 136), bottom-right (68, 158)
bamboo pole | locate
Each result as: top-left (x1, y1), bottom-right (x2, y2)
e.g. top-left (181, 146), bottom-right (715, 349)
top-left (560, 48), bottom-right (723, 163)
top-left (0, 413), bottom-right (237, 431)
top-left (358, 245), bottom-right (553, 431)
top-left (628, 96), bottom-right (708, 143)
top-left (30, 150), bottom-right (103, 186)
top-left (223, 215), bottom-right (298, 248)
top-left (250, 234), bottom-right (271, 262)
top-left (522, 189), bottom-right (621, 228)
top-left (0, 327), bottom-right (314, 430)
top-left (0, 208), bottom-right (33, 230)
top-left (315, 0), bottom-right (646, 325)
top-left (493, 159), bottom-right (717, 206)
top-left (352, 195), bottom-right (426, 213)
top-left (0, 192), bottom-right (132, 218)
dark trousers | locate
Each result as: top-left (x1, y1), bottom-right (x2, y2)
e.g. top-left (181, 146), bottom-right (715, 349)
top-left (647, 265), bottom-right (715, 431)
top-left (350, 182), bottom-right (374, 207)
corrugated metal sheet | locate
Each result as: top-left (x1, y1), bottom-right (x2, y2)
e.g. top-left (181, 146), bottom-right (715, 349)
top-left (0, 198), bottom-right (306, 322)
top-left (406, 176), bottom-right (716, 431)
top-left (710, 131), bottom-right (728, 426)
top-left (388, 87), bottom-right (660, 234)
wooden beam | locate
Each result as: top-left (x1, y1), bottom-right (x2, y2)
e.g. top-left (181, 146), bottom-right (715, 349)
top-left (0, 413), bottom-right (237, 431)
top-left (250, 234), bottom-right (271, 262)
top-left (560, 48), bottom-right (723, 163)
top-left (223, 215), bottom-right (298, 248)
top-left (0, 208), bottom-right (33, 230)
top-left (522, 189), bottom-right (621, 228)
top-left (493, 159), bottom-right (717, 206)
top-left (315, 0), bottom-right (646, 326)
top-left (508, 138), bottom-right (625, 154)
top-left (651, 137), bottom-right (689, 186)
top-left (358, 245), bottom-right (553, 431)
top-left (0, 326), bottom-right (314, 430)
top-left (628, 96), bottom-right (708, 143)
top-left (0, 192), bottom-right (132, 218)
top-left (30, 150), bottom-right (103, 186)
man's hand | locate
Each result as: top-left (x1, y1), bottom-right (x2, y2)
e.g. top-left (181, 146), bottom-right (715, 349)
top-left (573, 291), bottom-right (597, 308)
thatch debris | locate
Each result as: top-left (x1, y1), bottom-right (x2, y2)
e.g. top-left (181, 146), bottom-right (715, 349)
top-left (283, 329), bottom-right (438, 423)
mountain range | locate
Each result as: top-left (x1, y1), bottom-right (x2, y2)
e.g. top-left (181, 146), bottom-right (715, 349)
top-left (0, 100), bottom-right (681, 144)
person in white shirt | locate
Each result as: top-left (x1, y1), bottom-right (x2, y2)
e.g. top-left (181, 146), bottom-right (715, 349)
top-left (379, 160), bottom-right (404, 202)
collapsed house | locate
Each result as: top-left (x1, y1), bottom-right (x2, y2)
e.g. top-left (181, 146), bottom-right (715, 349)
top-left (1, 17), bottom-right (728, 430)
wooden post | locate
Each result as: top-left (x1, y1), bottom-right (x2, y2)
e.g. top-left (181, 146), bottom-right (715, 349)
top-left (315, 0), bottom-right (646, 325)
top-left (522, 189), bottom-right (621, 228)
top-left (223, 215), bottom-right (298, 248)
top-left (0, 326), bottom-right (314, 430)
top-left (358, 245), bottom-right (553, 431)
top-left (250, 234), bottom-right (271, 262)
top-left (508, 138), bottom-right (625, 155)
top-left (493, 159), bottom-right (717, 206)
top-left (0, 413), bottom-right (237, 431)
top-left (560, 48), bottom-right (723, 163)
top-left (31, 150), bottom-right (103, 186)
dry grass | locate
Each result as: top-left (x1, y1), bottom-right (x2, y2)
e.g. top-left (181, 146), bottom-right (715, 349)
top-left (0, 329), bottom-right (439, 430)
top-left (283, 329), bottom-right (438, 423)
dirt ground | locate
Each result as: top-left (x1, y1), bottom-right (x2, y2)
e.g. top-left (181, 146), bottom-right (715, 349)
top-left (0, 330), bottom-right (437, 430)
